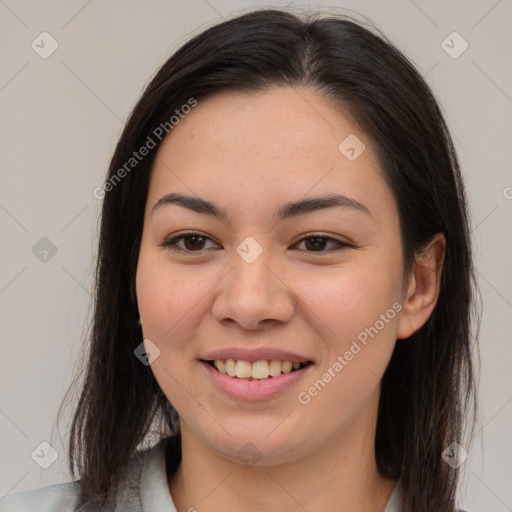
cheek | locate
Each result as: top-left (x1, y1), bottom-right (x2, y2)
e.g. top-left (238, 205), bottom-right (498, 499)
top-left (135, 251), bottom-right (217, 349)
top-left (135, 253), bottom-right (209, 414)
top-left (293, 264), bottom-right (401, 429)
top-left (297, 256), bottom-right (402, 344)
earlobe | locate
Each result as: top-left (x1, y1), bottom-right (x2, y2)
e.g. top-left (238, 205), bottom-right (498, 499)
top-left (397, 233), bottom-right (446, 340)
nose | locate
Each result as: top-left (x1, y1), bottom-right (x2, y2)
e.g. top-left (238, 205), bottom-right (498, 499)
top-left (212, 247), bottom-right (295, 331)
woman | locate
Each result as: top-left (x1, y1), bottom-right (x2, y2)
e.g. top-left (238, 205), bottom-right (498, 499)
top-left (1, 8), bottom-right (478, 512)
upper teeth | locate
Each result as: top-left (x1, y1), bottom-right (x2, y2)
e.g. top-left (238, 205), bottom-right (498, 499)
top-left (213, 359), bottom-right (303, 379)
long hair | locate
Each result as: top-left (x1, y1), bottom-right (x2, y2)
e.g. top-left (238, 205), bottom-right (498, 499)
top-left (58, 8), bottom-right (479, 511)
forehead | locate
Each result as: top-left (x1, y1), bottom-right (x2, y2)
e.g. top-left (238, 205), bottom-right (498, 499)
top-left (154, 87), bottom-right (369, 170)
top-left (147, 87), bottom-right (394, 223)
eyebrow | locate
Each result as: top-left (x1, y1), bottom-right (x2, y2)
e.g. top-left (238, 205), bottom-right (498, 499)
top-left (151, 192), bottom-right (372, 220)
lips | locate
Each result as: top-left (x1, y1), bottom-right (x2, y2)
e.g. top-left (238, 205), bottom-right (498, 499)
top-left (200, 359), bottom-right (314, 400)
top-left (199, 347), bottom-right (315, 399)
top-left (200, 347), bottom-right (313, 364)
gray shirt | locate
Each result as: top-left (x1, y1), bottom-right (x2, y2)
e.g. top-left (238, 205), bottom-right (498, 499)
top-left (0, 440), bottom-right (400, 511)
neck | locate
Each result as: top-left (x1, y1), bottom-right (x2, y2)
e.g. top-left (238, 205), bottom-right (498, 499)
top-left (168, 395), bottom-right (396, 512)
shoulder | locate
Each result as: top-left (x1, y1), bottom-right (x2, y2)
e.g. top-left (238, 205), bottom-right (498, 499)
top-left (0, 439), bottom-right (175, 512)
top-left (0, 481), bottom-right (80, 512)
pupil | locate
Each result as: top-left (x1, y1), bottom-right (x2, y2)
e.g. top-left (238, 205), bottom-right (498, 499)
top-left (185, 236), bottom-right (204, 250)
top-left (306, 237), bottom-right (325, 251)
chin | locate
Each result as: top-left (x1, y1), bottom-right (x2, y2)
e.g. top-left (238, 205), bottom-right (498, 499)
top-left (198, 423), bottom-right (309, 467)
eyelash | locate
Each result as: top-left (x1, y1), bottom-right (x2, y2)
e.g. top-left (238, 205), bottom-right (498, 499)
top-left (159, 231), bottom-right (352, 254)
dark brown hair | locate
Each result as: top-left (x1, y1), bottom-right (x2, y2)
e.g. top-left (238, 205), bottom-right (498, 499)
top-left (58, 8), bottom-right (479, 512)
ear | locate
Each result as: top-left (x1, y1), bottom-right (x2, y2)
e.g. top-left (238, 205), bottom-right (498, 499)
top-left (397, 233), bottom-right (446, 340)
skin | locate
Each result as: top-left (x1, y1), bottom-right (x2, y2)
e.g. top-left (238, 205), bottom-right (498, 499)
top-left (135, 87), bottom-right (445, 512)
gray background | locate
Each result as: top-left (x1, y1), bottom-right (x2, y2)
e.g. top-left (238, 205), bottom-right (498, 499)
top-left (0, 1), bottom-right (511, 510)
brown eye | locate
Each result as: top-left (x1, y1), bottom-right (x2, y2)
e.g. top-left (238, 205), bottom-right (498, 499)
top-left (162, 233), bottom-right (218, 252)
top-left (296, 236), bottom-right (350, 253)
top-left (160, 232), bottom-right (351, 255)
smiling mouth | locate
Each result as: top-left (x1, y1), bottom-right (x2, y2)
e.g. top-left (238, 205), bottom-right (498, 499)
top-left (203, 359), bottom-right (313, 380)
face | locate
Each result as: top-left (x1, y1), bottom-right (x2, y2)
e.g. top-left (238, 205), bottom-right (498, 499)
top-left (136, 87), bottom-right (406, 465)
